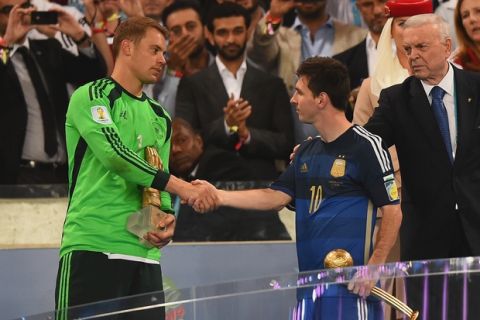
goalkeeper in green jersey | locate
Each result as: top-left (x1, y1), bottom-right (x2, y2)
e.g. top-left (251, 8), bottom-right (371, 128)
top-left (54, 17), bottom-right (217, 320)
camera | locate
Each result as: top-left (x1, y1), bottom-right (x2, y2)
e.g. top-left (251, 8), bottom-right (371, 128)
top-left (31, 11), bottom-right (58, 25)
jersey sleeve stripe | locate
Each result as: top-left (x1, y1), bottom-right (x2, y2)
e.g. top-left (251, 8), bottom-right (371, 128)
top-left (103, 130), bottom-right (157, 176)
top-left (363, 201), bottom-right (374, 265)
top-left (88, 80), bottom-right (98, 101)
top-left (98, 78), bottom-right (112, 99)
top-left (93, 79), bottom-right (103, 100)
top-left (102, 127), bottom-right (157, 175)
top-left (67, 138), bottom-right (87, 209)
top-left (98, 78), bottom-right (110, 96)
top-left (94, 78), bottom-right (107, 100)
top-left (105, 127), bottom-right (159, 175)
top-left (86, 78), bottom-right (108, 101)
top-left (67, 34), bottom-right (74, 47)
top-left (107, 85), bottom-right (122, 110)
top-left (355, 126), bottom-right (391, 172)
top-left (353, 126), bottom-right (391, 173)
top-left (60, 32), bottom-right (68, 48)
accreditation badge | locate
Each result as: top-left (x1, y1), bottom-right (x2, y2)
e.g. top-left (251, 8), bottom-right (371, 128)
top-left (330, 158), bottom-right (346, 178)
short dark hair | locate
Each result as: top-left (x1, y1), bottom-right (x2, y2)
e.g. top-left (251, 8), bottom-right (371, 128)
top-left (172, 117), bottom-right (199, 135)
top-left (206, 2), bottom-right (251, 33)
top-left (112, 17), bottom-right (169, 58)
top-left (296, 57), bottom-right (350, 111)
top-left (161, 0), bottom-right (204, 27)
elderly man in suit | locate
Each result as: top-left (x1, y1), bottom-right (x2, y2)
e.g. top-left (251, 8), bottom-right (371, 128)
top-left (176, 2), bottom-right (294, 182)
top-left (0, 0), bottom-right (106, 184)
top-left (365, 13), bottom-right (480, 319)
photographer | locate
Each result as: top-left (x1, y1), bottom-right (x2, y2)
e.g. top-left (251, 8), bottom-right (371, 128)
top-left (0, 0), bottom-right (106, 184)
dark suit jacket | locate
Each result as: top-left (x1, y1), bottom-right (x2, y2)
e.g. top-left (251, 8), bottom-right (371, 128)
top-left (175, 62), bottom-right (294, 181)
top-left (365, 66), bottom-right (480, 260)
top-left (333, 38), bottom-right (368, 89)
top-left (0, 39), bottom-right (106, 184)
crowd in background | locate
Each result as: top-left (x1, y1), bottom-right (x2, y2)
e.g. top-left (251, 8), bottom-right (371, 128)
top-left (1, 0), bottom-right (478, 223)
top-left (3, 0), bottom-right (478, 187)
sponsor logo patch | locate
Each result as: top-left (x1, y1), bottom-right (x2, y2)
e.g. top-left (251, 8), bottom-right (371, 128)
top-left (91, 106), bottom-right (112, 124)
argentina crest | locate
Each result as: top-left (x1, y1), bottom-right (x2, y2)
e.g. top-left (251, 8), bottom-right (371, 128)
top-left (330, 157), bottom-right (346, 178)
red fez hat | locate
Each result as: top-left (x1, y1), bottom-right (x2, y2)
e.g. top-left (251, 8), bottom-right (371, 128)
top-left (386, 0), bottom-right (433, 18)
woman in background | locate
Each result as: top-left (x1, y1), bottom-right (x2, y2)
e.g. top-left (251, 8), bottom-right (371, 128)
top-left (453, 0), bottom-right (480, 71)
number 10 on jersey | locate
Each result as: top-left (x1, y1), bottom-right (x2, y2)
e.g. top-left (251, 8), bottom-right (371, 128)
top-left (309, 185), bottom-right (323, 214)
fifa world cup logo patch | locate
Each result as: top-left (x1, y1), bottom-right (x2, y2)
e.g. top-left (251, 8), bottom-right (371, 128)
top-left (91, 106), bottom-right (112, 125)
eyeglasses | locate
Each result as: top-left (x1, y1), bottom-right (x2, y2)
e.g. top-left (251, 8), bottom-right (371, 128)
top-left (0, 1), bottom-right (32, 15)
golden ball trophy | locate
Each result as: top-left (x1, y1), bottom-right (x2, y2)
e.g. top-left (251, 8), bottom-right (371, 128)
top-left (324, 249), bottom-right (419, 320)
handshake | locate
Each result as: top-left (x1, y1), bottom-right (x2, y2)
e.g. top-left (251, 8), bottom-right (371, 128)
top-left (127, 179), bottom-right (221, 248)
top-left (180, 179), bottom-right (222, 213)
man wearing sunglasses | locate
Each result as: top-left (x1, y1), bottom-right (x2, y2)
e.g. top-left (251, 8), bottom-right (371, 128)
top-left (0, 0), bottom-right (106, 184)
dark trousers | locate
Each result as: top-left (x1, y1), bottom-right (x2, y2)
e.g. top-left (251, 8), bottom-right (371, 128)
top-left (55, 251), bottom-right (165, 320)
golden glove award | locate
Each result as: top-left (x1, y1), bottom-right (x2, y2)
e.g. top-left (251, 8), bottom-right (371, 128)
top-left (127, 147), bottom-right (169, 248)
top-left (324, 249), bottom-right (419, 320)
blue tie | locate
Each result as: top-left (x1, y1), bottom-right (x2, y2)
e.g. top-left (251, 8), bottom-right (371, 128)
top-left (430, 86), bottom-right (453, 163)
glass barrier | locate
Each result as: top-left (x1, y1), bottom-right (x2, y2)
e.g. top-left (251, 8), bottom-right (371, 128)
top-left (14, 256), bottom-right (480, 320)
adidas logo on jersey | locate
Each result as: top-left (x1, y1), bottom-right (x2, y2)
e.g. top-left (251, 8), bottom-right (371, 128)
top-left (300, 163), bottom-right (308, 173)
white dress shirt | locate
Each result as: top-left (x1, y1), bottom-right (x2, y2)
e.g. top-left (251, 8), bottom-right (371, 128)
top-left (366, 32), bottom-right (378, 76)
top-left (216, 56), bottom-right (251, 143)
top-left (215, 55), bottom-right (247, 100)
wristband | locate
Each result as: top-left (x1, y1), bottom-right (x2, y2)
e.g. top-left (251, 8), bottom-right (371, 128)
top-left (228, 125), bottom-right (239, 134)
top-left (91, 27), bottom-right (106, 34)
top-left (73, 31), bottom-right (90, 45)
top-left (0, 37), bottom-right (10, 64)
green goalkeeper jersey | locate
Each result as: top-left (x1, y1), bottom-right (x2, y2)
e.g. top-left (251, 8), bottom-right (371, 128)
top-left (60, 78), bottom-right (172, 261)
